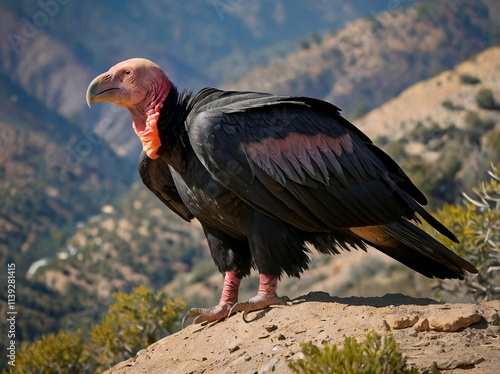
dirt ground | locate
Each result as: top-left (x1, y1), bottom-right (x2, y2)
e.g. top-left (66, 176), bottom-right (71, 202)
top-left (104, 293), bottom-right (500, 374)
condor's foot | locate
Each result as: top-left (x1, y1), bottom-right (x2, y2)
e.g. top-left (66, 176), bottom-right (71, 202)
top-left (182, 271), bottom-right (240, 327)
top-left (228, 293), bottom-right (289, 318)
top-left (229, 273), bottom-right (289, 318)
top-left (182, 304), bottom-right (231, 327)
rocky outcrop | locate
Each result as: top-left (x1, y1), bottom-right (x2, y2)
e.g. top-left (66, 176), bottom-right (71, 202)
top-left (104, 292), bottom-right (500, 374)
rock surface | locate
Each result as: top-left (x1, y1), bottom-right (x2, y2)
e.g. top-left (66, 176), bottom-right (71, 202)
top-left (104, 293), bottom-right (500, 374)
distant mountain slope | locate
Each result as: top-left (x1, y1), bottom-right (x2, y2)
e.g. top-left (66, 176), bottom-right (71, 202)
top-left (0, 72), bottom-right (134, 356)
top-left (358, 46), bottom-right (500, 204)
top-left (33, 183), bottom-right (208, 299)
top-left (0, 73), bottom-right (134, 270)
top-left (0, 1), bottom-right (417, 158)
top-left (358, 47), bottom-right (500, 141)
top-left (227, 0), bottom-right (500, 118)
top-left (0, 7), bottom-right (141, 157)
top-left (3, 1), bottom-right (417, 85)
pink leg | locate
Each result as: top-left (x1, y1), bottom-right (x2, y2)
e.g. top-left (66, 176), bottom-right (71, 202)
top-left (182, 271), bottom-right (241, 326)
top-left (228, 274), bottom-right (289, 318)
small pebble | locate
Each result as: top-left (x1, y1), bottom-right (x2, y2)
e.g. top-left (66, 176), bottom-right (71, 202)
top-left (264, 324), bottom-right (278, 332)
top-left (230, 345), bottom-right (240, 353)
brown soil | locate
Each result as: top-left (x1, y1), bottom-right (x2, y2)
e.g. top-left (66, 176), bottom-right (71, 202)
top-left (104, 293), bottom-right (500, 374)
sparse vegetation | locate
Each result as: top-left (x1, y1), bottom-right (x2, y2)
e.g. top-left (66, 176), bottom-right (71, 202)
top-left (459, 73), bottom-right (481, 85)
top-left (191, 259), bottom-right (219, 283)
top-left (350, 101), bottom-right (370, 120)
top-left (476, 88), bottom-right (496, 110)
top-left (8, 287), bottom-right (185, 374)
top-left (229, 0), bottom-right (499, 117)
top-left (427, 165), bottom-right (500, 301)
top-left (300, 39), bottom-right (311, 50)
top-left (91, 286), bottom-right (185, 371)
top-left (289, 332), bottom-right (428, 374)
top-left (441, 100), bottom-right (464, 111)
top-left (464, 110), bottom-right (483, 128)
top-left (8, 330), bottom-right (91, 374)
top-left (463, 111), bottom-right (496, 145)
top-left (415, 3), bottom-right (429, 21)
top-left (311, 31), bottom-right (323, 45)
top-left (382, 95), bottom-right (500, 207)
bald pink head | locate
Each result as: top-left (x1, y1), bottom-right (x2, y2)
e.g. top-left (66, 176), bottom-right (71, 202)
top-left (86, 58), bottom-right (172, 159)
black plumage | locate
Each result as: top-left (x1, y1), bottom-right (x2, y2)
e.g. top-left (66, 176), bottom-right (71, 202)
top-left (86, 59), bottom-right (477, 324)
top-left (142, 86), bottom-right (475, 279)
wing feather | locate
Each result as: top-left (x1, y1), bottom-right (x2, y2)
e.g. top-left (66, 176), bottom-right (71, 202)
top-left (187, 90), bottom-right (447, 237)
top-left (138, 152), bottom-right (193, 222)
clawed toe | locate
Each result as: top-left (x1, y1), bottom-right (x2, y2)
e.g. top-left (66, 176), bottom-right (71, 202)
top-left (182, 305), bottom-right (230, 327)
top-left (182, 274), bottom-right (288, 327)
top-left (228, 293), bottom-right (289, 318)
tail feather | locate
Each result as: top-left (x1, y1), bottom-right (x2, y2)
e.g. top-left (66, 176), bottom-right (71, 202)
top-left (398, 189), bottom-right (459, 243)
top-left (351, 220), bottom-right (477, 280)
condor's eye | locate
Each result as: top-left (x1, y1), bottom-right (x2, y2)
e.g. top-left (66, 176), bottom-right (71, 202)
top-left (125, 70), bottom-right (131, 75)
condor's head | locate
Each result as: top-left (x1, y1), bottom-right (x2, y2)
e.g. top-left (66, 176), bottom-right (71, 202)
top-left (86, 58), bottom-right (172, 159)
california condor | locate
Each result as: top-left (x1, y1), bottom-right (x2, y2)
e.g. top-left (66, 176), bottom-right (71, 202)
top-left (86, 58), bottom-right (477, 325)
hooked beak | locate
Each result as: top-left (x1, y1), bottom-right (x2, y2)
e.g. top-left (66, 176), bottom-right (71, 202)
top-left (86, 71), bottom-right (118, 108)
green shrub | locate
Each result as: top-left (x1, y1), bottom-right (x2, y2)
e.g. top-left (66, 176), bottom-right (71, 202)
top-left (484, 125), bottom-right (500, 160)
top-left (9, 287), bottom-right (185, 374)
top-left (441, 100), bottom-right (463, 111)
top-left (415, 4), bottom-right (428, 20)
top-left (464, 111), bottom-right (482, 128)
top-left (11, 330), bottom-right (91, 374)
top-left (300, 39), bottom-right (311, 50)
top-left (385, 140), bottom-right (406, 160)
top-left (91, 286), bottom-right (185, 371)
top-left (476, 88), bottom-right (496, 110)
top-left (350, 101), bottom-right (370, 120)
top-left (426, 165), bottom-right (500, 301)
top-left (459, 74), bottom-right (481, 85)
top-left (289, 332), bottom-right (427, 374)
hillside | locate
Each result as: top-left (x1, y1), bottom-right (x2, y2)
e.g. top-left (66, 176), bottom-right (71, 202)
top-left (105, 294), bottom-right (500, 374)
top-left (22, 22), bottom-right (500, 360)
top-left (0, 7), bottom-right (141, 158)
top-left (358, 47), bottom-right (500, 143)
top-left (0, 1), bottom-right (415, 158)
top-left (3, 1), bottom-right (416, 85)
top-left (0, 74), bottom-right (134, 269)
top-left (33, 183), bottom-right (208, 299)
top-left (0, 72), bottom-right (135, 355)
top-left (359, 46), bottom-right (500, 205)
top-left (227, 0), bottom-right (500, 118)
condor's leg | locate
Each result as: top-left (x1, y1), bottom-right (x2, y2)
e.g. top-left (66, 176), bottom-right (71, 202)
top-left (229, 212), bottom-right (307, 317)
top-left (182, 226), bottom-right (251, 326)
top-left (228, 274), bottom-right (288, 317)
top-left (182, 271), bottom-right (241, 325)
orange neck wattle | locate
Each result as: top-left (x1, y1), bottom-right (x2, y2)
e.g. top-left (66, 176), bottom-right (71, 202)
top-left (133, 118), bottom-right (163, 159)
top-left (132, 75), bottom-right (172, 159)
